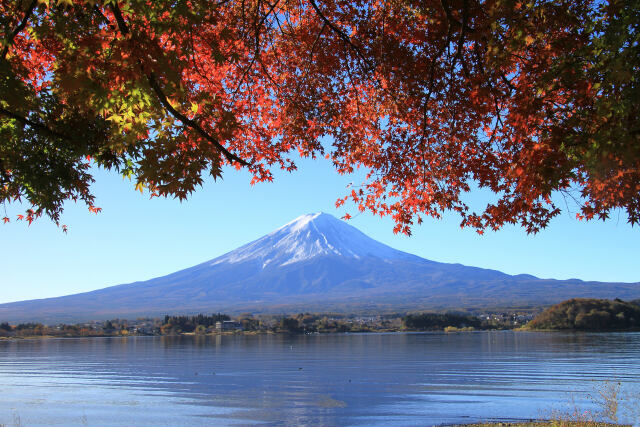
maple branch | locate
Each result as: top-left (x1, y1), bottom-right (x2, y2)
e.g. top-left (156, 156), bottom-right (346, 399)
top-left (310, 23), bottom-right (327, 62)
top-left (440, 0), bottom-right (477, 33)
top-left (92, 5), bottom-right (114, 29)
top-left (308, 0), bottom-right (376, 73)
top-left (0, 106), bottom-right (71, 141)
top-left (259, 58), bottom-right (282, 90)
top-left (146, 73), bottom-right (249, 166)
top-left (423, 1), bottom-right (456, 102)
top-left (268, 0), bottom-right (294, 37)
top-left (559, 187), bottom-right (586, 213)
top-left (232, 0), bottom-right (281, 98)
top-left (109, 3), bottom-right (130, 35)
top-left (442, 0), bottom-right (475, 80)
top-left (107, 3), bottom-right (250, 167)
top-left (452, 0), bottom-right (471, 79)
top-left (1, 0), bottom-right (38, 61)
top-left (500, 73), bottom-right (516, 92)
top-left (440, 0), bottom-right (455, 29)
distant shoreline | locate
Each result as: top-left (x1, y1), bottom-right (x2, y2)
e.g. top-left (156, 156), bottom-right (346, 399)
top-left (3, 299), bottom-right (639, 340)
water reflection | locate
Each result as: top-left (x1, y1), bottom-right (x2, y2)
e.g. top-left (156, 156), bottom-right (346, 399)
top-left (1, 332), bottom-right (639, 426)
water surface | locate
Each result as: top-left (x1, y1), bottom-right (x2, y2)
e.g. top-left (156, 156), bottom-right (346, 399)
top-left (1, 332), bottom-right (639, 426)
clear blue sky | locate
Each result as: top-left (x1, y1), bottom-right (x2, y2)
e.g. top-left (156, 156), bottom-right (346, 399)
top-left (1, 155), bottom-right (638, 304)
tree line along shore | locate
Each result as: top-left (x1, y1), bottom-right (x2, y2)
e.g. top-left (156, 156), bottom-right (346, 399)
top-left (1, 298), bottom-right (639, 340)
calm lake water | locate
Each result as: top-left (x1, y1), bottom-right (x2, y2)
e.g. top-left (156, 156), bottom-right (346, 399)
top-left (1, 332), bottom-right (639, 426)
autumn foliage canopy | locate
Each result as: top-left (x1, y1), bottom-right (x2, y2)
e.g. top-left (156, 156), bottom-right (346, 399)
top-left (1, 0), bottom-right (638, 233)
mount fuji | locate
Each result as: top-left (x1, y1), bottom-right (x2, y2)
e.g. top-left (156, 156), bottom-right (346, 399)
top-left (1, 213), bottom-right (638, 322)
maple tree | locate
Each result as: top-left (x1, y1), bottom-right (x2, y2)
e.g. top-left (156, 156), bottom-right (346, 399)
top-left (0, 0), bottom-right (638, 233)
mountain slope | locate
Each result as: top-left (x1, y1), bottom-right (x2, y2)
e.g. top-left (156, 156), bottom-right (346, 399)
top-left (1, 213), bottom-right (638, 322)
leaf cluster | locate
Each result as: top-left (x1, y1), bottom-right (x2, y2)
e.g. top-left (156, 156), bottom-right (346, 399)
top-left (1, 0), bottom-right (638, 233)
top-left (527, 298), bottom-right (640, 331)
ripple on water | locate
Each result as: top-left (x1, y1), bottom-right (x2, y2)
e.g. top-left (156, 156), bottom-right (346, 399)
top-left (1, 332), bottom-right (639, 426)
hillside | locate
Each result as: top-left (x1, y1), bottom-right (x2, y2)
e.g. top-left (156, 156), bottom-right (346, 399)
top-left (527, 298), bottom-right (640, 331)
top-left (1, 213), bottom-right (639, 323)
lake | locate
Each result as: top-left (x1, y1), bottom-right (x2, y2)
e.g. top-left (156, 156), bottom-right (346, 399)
top-left (1, 332), bottom-right (639, 426)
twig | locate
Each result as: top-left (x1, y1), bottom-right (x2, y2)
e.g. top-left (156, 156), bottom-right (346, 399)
top-left (0, 106), bottom-right (71, 140)
top-left (310, 23), bottom-right (327, 62)
top-left (308, 0), bottom-right (376, 73)
top-left (231, 0), bottom-right (281, 99)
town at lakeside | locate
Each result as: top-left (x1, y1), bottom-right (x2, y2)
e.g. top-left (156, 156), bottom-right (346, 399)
top-left (2, 298), bottom-right (639, 339)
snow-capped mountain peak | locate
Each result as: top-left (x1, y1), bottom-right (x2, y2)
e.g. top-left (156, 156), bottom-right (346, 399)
top-left (280, 212), bottom-right (323, 232)
top-left (211, 212), bottom-right (409, 268)
top-left (3, 212), bottom-right (636, 323)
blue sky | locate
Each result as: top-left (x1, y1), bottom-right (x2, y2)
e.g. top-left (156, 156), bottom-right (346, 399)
top-left (1, 155), bottom-right (639, 304)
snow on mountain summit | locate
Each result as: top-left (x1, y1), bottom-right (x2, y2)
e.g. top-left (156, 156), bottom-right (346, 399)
top-left (281, 212), bottom-right (323, 232)
top-left (211, 212), bottom-right (410, 268)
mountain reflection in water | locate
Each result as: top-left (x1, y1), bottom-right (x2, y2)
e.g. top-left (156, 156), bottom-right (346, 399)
top-left (1, 332), bottom-right (639, 426)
